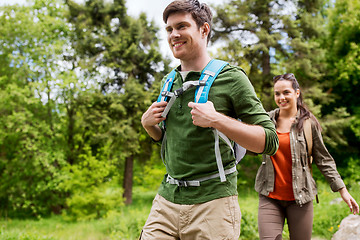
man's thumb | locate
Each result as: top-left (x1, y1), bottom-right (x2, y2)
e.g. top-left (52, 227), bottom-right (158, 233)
top-left (188, 101), bottom-right (195, 108)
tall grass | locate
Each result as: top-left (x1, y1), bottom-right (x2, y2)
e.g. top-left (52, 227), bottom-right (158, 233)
top-left (1, 182), bottom-right (359, 240)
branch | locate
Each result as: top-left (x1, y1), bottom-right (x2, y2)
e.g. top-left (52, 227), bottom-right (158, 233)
top-left (213, 27), bottom-right (256, 34)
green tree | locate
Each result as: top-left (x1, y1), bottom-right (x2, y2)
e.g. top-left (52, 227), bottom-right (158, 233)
top-left (211, 0), bottom-right (326, 109)
top-left (65, 0), bottom-right (166, 205)
top-left (0, 0), bottom-right (69, 217)
top-left (0, 0), bottom-right (127, 218)
top-left (210, 0), bottom-right (360, 185)
top-left (320, 0), bottom-right (360, 162)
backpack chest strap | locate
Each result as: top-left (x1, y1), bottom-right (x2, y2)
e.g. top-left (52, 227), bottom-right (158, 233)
top-left (157, 59), bottom-right (229, 116)
top-left (160, 80), bottom-right (202, 118)
top-left (166, 165), bottom-right (237, 187)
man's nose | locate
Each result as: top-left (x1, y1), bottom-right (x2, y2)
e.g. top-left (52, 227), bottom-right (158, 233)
top-left (170, 29), bottom-right (180, 39)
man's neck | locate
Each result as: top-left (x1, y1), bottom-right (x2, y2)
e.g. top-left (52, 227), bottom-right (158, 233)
top-left (180, 54), bottom-right (212, 72)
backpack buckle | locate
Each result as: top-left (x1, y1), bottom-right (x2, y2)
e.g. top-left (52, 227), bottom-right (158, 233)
top-left (161, 91), bottom-right (174, 98)
top-left (174, 88), bottom-right (184, 97)
top-left (177, 180), bottom-right (188, 187)
top-left (199, 80), bottom-right (207, 86)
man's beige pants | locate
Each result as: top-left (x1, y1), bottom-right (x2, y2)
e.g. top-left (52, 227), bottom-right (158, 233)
top-left (140, 194), bottom-right (241, 240)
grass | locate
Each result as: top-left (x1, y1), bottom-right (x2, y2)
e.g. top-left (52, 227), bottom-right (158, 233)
top-left (0, 217), bottom-right (111, 240)
top-left (0, 182), bottom-right (359, 240)
top-left (0, 188), bottom-right (156, 240)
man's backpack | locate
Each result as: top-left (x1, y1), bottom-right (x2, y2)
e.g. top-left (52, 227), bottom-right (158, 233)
top-left (157, 59), bottom-right (246, 186)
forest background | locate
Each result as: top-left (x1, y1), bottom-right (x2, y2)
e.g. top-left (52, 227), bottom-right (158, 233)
top-left (0, 0), bottom-right (360, 239)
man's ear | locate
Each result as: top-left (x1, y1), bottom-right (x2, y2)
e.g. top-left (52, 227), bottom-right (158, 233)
top-left (201, 22), bottom-right (210, 37)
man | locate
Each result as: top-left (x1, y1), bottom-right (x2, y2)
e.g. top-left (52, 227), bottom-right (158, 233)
top-left (140, 0), bottom-right (279, 239)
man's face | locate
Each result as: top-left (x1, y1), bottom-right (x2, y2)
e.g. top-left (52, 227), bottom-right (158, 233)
top-left (165, 12), bottom-right (206, 61)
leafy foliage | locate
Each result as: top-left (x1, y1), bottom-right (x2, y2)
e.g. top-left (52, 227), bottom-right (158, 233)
top-left (0, 0), bottom-right (165, 218)
top-left (0, 0), bottom-right (70, 218)
top-left (319, 0), bottom-right (360, 163)
top-left (0, 0), bottom-right (359, 224)
top-left (211, 0), bottom-right (327, 109)
top-left (65, 0), bottom-right (166, 205)
top-left (211, 0), bottom-right (360, 173)
top-left (59, 145), bottom-right (123, 221)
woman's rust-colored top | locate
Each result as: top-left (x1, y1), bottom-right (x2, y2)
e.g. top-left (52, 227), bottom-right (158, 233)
top-left (268, 131), bottom-right (295, 201)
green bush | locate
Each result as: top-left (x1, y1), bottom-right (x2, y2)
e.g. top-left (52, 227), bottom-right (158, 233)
top-left (107, 208), bottom-right (148, 240)
top-left (133, 145), bottom-right (165, 191)
top-left (239, 209), bottom-right (258, 239)
top-left (63, 184), bottom-right (123, 221)
top-left (339, 157), bottom-right (360, 187)
top-left (107, 189), bottom-right (155, 239)
top-left (237, 154), bottom-right (262, 189)
top-left (59, 146), bottom-right (124, 221)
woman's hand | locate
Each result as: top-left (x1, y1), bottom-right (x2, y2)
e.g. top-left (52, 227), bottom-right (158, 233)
top-left (339, 187), bottom-right (359, 215)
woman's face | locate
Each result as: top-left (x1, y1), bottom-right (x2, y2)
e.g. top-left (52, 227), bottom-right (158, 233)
top-left (273, 80), bottom-right (300, 111)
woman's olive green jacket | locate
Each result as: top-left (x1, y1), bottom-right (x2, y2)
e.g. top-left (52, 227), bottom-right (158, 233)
top-left (255, 108), bottom-right (345, 205)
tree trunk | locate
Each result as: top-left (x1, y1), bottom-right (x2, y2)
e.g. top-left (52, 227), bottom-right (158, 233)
top-left (262, 51), bottom-right (271, 76)
top-left (261, 51), bottom-right (272, 91)
top-left (123, 155), bottom-right (134, 205)
top-left (66, 106), bottom-right (75, 165)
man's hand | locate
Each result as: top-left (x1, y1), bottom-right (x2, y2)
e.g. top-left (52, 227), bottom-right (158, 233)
top-left (189, 100), bottom-right (266, 153)
top-left (141, 101), bottom-right (168, 128)
top-left (188, 101), bottom-right (220, 128)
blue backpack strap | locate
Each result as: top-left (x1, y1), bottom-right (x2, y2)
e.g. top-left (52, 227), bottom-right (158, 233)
top-left (195, 59), bottom-right (229, 103)
top-left (157, 69), bottom-right (177, 102)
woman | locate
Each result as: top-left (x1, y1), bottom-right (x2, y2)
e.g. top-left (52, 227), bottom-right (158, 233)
top-left (255, 73), bottom-right (359, 240)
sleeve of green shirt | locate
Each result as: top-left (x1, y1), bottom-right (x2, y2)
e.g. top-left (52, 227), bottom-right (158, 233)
top-left (226, 66), bottom-right (279, 156)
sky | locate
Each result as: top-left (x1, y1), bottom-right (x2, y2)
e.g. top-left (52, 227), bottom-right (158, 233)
top-left (0, 0), bottom-right (226, 65)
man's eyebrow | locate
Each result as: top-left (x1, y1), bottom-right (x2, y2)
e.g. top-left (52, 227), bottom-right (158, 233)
top-left (165, 21), bottom-right (189, 29)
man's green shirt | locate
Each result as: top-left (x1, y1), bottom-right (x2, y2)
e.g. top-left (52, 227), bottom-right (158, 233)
top-left (157, 63), bottom-right (278, 204)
